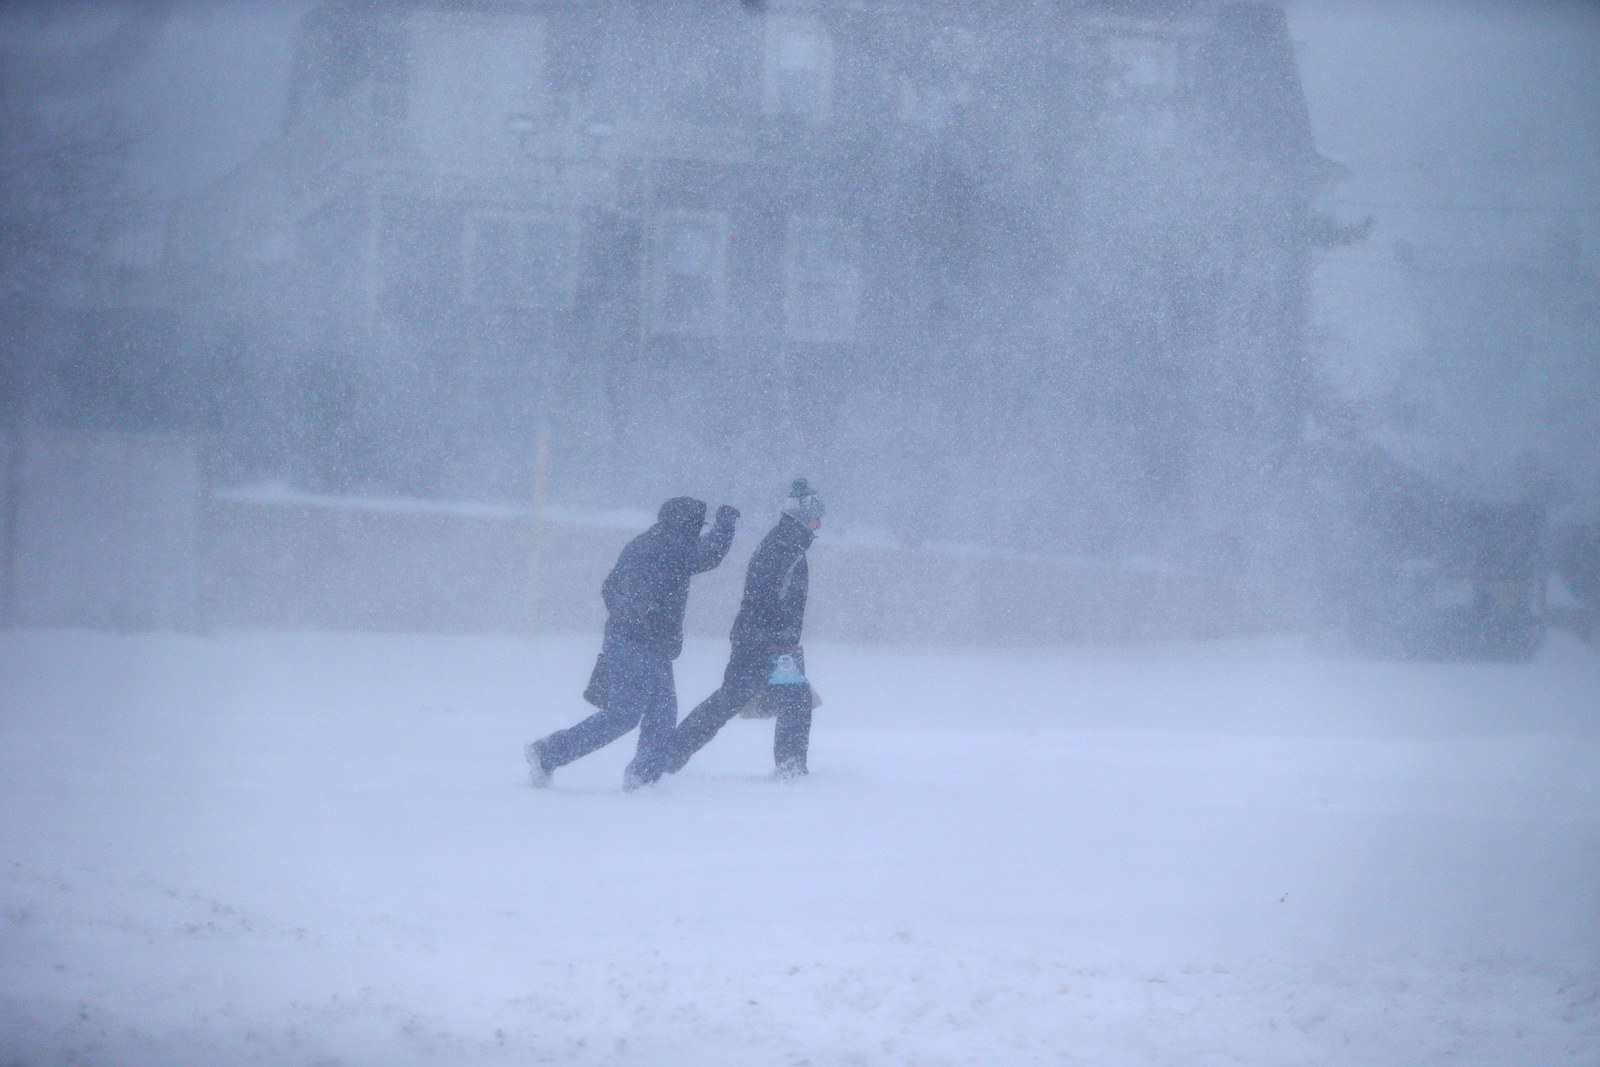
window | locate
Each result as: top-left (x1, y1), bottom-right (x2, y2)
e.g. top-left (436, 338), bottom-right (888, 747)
top-left (656, 20), bottom-right (745, 126)
top-left (465, 214), bottom-right (570, 309)
top-left (783, 216), bottom-right (859, 344)
top-left (650, 212), bottom-right (727, 337)
top-left (763, 15), bottom-right (833, 122)
top-left (378, 198), bottom-right (463, 324)
top-left (412, 10), bottom-right (546, 156)
top-left (1097, 31), bottom-right (1183, 144)
top-left (1103, 34), bottom-right (1179, 95)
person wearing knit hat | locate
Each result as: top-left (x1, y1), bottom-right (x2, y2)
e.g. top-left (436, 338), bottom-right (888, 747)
top-left (651, 478), bottom-right (824, 783)
top-left (525, 496), bottom-right (739, 791)
top-left (782, 477), bottom-right (825, 527)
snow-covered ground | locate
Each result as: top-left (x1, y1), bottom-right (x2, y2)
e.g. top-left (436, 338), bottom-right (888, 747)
top-left (2, 627), bottom-right (1596, 1066)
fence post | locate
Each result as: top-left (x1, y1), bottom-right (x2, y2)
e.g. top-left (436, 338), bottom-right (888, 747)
top-left (528, 428), bottom-right (550, 633)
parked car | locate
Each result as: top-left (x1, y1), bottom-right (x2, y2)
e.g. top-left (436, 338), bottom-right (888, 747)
top-left (1346, 493), bottom-right (1546, 662)
top-left (1320, 442), bottom-right (1547, 662)
top-left (1550, 522), bottom-right (1598, 641)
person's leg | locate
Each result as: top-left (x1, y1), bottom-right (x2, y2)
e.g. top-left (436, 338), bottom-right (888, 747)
top-left (772, 681), bottom-right (813, 777)
top-left (624, 653), bottom-right (677, 787)
top-left (535, 640), bottom-right (648, 771)
top-left (660, 645), bottom-right (772, 776)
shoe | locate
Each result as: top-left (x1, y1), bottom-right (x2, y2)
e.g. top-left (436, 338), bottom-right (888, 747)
top-left (775, 758), bottom-right (808, 780)
top-left (622, 759), bottom-right (660, 792)
top-left (525, 741), bottom-right (551, 788)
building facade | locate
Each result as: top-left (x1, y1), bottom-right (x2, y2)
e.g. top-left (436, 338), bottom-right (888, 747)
top-left (167, 0), bottom-right (1331, 560)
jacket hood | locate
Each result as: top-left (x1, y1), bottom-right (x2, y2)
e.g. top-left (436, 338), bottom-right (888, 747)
top-left (657, 496), bottom-right (707, 535)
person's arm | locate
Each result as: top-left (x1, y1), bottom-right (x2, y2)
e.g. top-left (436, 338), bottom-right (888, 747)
top-left (739, 533), bottom-right (800, 647)
top-left (773, 552), bottom-right (807, 646)
top-left (689, 505), bottom-right (739, 574)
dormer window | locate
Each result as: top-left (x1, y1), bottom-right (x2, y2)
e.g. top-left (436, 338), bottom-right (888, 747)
top-left (1103, 33), bottom-right (1179, 96)
top-left (763, 15), bottom-right (833, 122)
top-left (1096, 30), bottom-right (1184, 145)
top-left (410, 9), bottom-right (547, 157)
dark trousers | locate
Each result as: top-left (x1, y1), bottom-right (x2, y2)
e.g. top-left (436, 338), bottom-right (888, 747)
top-left (663, 644), bottom-right (812, 777)
top-left (537, 636), bottom-right (677, 778)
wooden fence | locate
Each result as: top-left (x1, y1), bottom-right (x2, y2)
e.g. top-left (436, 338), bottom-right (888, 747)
top-left (3, 428), bottom-right (1296, 644)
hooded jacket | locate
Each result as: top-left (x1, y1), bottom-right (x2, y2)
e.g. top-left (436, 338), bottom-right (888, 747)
top-left (602, 497), bottom-right (735, 659)
top-left (729, 512), bottom-right (814, 650)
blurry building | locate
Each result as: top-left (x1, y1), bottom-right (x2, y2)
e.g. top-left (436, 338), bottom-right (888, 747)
top-left (166, 0), bottom-right (1332, 561)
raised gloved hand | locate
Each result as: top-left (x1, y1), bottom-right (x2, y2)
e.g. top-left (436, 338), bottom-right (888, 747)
top-left (716, 505), bottom-right (740, 524)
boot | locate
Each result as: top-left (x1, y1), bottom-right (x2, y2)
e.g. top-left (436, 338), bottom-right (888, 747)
top-left (524, 741), bottom-right (552, 788)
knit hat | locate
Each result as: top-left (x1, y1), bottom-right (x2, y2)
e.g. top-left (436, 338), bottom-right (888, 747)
top-left (782, 478), bottom-right (825, 524)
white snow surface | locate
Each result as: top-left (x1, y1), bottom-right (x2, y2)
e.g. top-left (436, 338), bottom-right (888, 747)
top-left (2, 628), bottom-right (1597, 1066)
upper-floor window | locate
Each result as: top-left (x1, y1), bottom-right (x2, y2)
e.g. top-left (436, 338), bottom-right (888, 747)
top-left (649, 211), bottom-right (727, 337)
top-left (654, 19), bottom-right (746, 127)
top-left (763, 15), bottom-right (833, 122)
top-left (783, 216), bottom-right (859, 344)
top-left (411, 9), bottom-right (547, 156)
top-left (377, 198), bottom-right (462, 323)
top-left (466, 213), bottom-right (571, 309)
top-left (1103, 34), bottom-right (1180, 96)
top-left (1097, 31), bottom-right (1183, 144)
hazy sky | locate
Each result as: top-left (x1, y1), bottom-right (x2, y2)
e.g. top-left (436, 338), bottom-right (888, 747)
top-left (1291, 0), bottom-right (1600, 260)
top-left (4, 0), bottom-right (1596, 234)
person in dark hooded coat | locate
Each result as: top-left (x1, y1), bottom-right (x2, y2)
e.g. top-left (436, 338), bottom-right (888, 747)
top-left (525, 496), bottom-right (737, 790)
top-left (650, 479), bottom-right (823, 783)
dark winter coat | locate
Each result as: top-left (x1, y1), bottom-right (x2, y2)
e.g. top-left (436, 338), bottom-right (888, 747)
top-left (601, 497), bottom-right (735, 660)
top-left (729, 513), bottom-right (814, 651)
